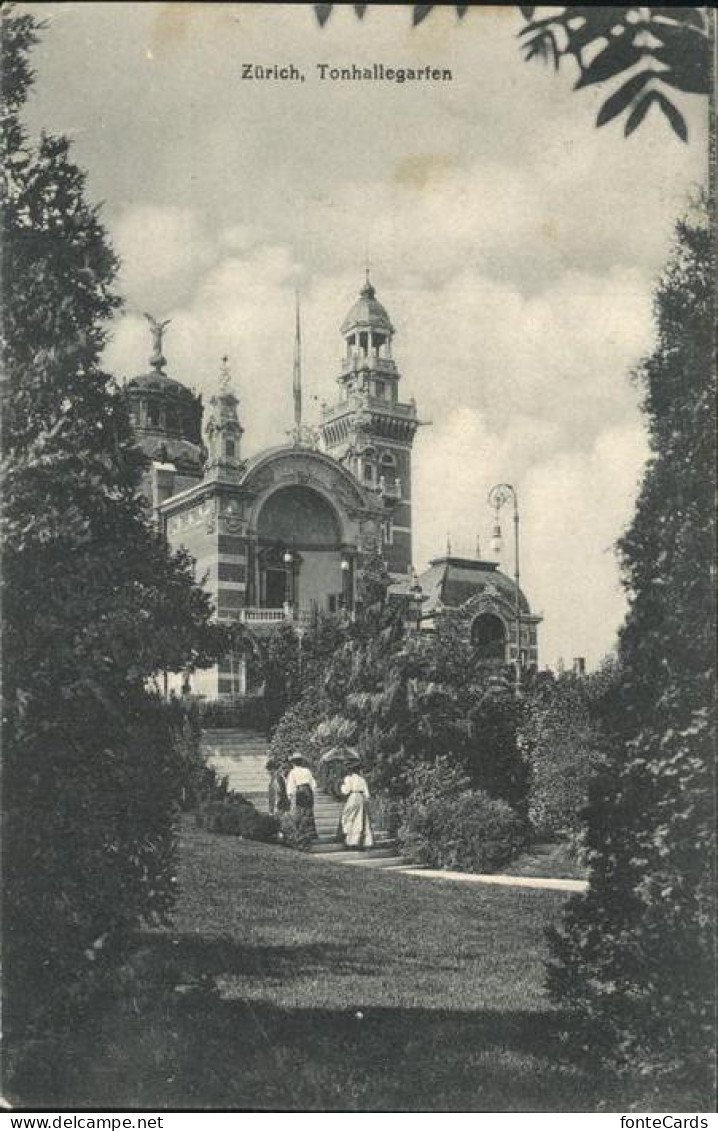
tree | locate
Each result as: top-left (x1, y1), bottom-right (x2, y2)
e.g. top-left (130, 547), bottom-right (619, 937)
top-left (312, 4), bottom-right (710, 140)
top-left (546, 204), bottom-right (715, 1100)
top-left (1, 8), bottom-right (223, 1068)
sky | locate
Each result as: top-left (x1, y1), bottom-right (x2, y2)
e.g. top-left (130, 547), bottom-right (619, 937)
top-left (22, 2), bottom-right (708, 669)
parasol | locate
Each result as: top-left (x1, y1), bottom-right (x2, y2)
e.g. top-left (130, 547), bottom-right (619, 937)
top-left (319, 746), bottom-right (360, 766)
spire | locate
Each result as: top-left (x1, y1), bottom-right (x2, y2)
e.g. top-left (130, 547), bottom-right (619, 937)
top-left (293, 291), bottom-right (302, 439)
top-left (475, 533), bottom-right (482, 558)
top-left (219, 353), bottom-right (231, 394)
top-left (446, 531), bottom-right (452, 556)
top-left (362, 254), bottom-right (375, 299)
top-left (203, 354), bottom-right (243, 482)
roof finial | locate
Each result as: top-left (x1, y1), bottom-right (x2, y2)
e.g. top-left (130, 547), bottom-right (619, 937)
top-left (219, 354), bottom-right (231, 394)
top-left (446, 531), bottom-right (452, 556)
top-left (362, 246), bottom-right (374, 297)
top-left (144, 312), bottom-right (171, 373)
top-left (475, 533), bottom-right (482, 559)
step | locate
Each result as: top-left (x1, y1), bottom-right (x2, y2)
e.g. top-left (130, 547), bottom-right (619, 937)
top-left (311, 844), bottom-right (399, 860)
top-left (202, 728), bottom-right (266, 737)
top-left (308, 836), bottom-right (395, 854)
top-left (333, 855), bottom-right (407, 869)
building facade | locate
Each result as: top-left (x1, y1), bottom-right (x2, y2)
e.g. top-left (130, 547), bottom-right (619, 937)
top-left (125, 279), bottom-right (420, 697)
top-left (414, 555), bottom-right (542, 669)
top-left (124, 278), bottom-right (541, 697)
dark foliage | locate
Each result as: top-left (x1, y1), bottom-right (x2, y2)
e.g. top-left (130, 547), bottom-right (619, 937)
top-left (546, 205), bottom-right (716, 1100)
top-left (520, 666), bottom-right (617, 842)
top-left (519, 6), bottom-right (709, 141)
top-left (195, 789), bottom-right (279, 843)
top-left (311, 5), bottom-right (709, 140)
top-left (399, 761), bottom-right (527, 873)
top-left (1, 7), bottom-right (223, 1068)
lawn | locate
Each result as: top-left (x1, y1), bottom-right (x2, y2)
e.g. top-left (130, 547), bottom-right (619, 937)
top-left (30, 824), bottom-right (694, 1112)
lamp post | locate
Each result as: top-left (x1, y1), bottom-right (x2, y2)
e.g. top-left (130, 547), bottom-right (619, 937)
top-left (488, 483), bottom-right (522, 687)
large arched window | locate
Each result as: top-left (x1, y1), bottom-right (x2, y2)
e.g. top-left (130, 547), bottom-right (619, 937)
top-left (470, 613), bottom-right (507, 661)
top-left (257, 486), bottom-right (341, 545)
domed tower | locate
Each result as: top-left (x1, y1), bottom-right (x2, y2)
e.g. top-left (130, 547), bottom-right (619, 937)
top-left (124, 315), bottom-right (204, 504)
top-left (319, 273), bottom-right (418, 576)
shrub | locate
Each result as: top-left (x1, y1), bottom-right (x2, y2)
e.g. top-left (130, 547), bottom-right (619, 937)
top-left (195, 789), bottom-right (278, 843)
top-left (399, 764), bottom-right (527, 873)
top-left (520, 671), bottom-right (609, 841)
top-left (268, 686), bottom-right (328, 768)
top-left (277, 812), bottom-right (315, 852)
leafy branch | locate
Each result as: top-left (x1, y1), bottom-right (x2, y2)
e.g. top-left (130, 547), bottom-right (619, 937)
top-left (312, 4), bottom-right (710, 140)
top-left (519, 6), bottom-right (709, 140)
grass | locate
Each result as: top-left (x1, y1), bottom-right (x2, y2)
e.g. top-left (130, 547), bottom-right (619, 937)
top-left (21, 823), bottom-right (702, 1112)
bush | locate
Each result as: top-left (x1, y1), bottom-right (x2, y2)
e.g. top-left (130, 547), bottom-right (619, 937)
top-left (277, 811), bottom-right (316, 852)
top-left (268, 686), bottom-right (329, 768)
top-left (3, 691), bottom-right (183, 1049)
top-left (195, 788), bottom-right (278, 843)
top-left (520, 671), bottom-right (609, 841)
top-left (398, 762), bottom-right (527, 873)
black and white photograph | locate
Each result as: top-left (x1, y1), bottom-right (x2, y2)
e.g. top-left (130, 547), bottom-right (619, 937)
top-left (1, 1), bottom-right (715, 1115)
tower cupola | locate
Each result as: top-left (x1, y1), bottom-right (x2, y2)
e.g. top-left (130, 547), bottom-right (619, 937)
top-left (320, 272), bottom-right (419, 576)
top-left (341, 272), bottom-right (395, 352)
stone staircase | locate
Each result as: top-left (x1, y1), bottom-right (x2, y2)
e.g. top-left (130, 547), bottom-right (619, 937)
top-left (307, 793), bottom-right (406, 868)
top-left (201, 728), bottom-right (271, 812)
top-left (201, 727), bottom-right (407, 869)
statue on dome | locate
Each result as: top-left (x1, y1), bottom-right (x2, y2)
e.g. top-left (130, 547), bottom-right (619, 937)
top-left (144, 312), bottom-right (172, 370)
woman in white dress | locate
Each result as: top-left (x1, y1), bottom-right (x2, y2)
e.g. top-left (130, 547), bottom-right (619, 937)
top-left (340, 763), bottom-right (374, 850)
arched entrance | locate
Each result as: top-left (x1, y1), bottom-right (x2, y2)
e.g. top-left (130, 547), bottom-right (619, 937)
top-left (256, 485), bottom-right (346, 614)
top-left (470, 612), bottom-right (507, 661)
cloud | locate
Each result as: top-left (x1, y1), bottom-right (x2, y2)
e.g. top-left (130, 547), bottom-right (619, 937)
top-left (413, 409), bottom-right (649, 669)
top-left (113, 205), bottom-right (221, 311)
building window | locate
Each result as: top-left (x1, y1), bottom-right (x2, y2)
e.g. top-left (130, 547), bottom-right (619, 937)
top-left (328, 594), bottom-right (337, 613)
top-left (375, 379), bottom-right (386, 399)
top-left (147, 403), bottom-right (160, 428)
top-left (219, 652), bottom-right (245, 696)
top-left (225, 439), bottom-right (236, 459)
top-left (382, 519), bottom-right (394, 545)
